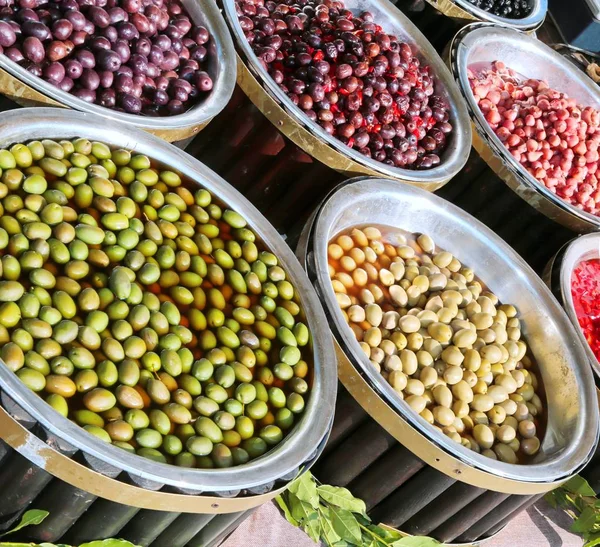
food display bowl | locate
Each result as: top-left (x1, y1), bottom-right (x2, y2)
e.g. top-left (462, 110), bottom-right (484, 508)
top-left (297, 177), bottom-right (599, 543)
top-left (217, 0), bottom-right (472, 192)
top-left (545, 233), bottom-right (600, 377)
top-left (0, 0), bottom-right (236, 143)
top-left (0, 108), bottom-right (337, 547)
top-left (449, 23), bottom-right (600, 234)
top-left (421, 0), bottom-right (546, 31)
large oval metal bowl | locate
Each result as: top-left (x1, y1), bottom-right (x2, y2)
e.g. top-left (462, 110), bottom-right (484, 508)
top-left (545, 233), bottom-right (600, 379)
top-left (449, 23), bottom-right (600, 233)
top-left (0, 0), bottom-right (236, 141)
top-left (426, 0), bottom-right (546, 31)
top-left (302, 177), bottom-right (598, 486)
top-left (221, 0), bottom-right (472, 189)
top-left (0, 108), bottom-right (337, 493)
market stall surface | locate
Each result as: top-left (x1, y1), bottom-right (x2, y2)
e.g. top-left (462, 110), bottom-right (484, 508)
top-left (223, 500), bottom-right (582, 546)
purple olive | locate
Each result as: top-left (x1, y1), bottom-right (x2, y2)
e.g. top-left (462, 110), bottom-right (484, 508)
top-left (51, 18), bottom-right (73, 40)
top-left (43, 60), bottom-right (65, 82)
top-left (75, 48), bottom-right (95, 68)
top-left (112, 39), bottom-right (130, 62)
top-left (98, 69), bottom-right (114, 88)
top-left (160, 49), bottom-right (178, 71)
top-left (114, 72), bottom-right (133, 93)
top-left (135, 37), bottom-right (151, 56)
top-left (97, 48), bottom-right (121, 71)
top-left (58, 76), bottom-right (74, 91)
top-left (26, 62), bottom-right (42, 77)
top-left (65, 9), bottom-right (86, 31)
top-left (148, 45), bottom-right (163, 65)
top-left (128, 53), bottom-right (148, 75)
top-left (23, 36), bottom-right (45, 63)
top-left (22, 20), bottom-right (52, 41)
top-left (0, 21), bottom-right (15, 47)
top-left (70, 30), bottom-right (86, 46)
top-left (16, 8), bottom-right (38, 23)
top-left (82, 19), bottom-right (94, 34)
top-left (108, 7), bottom-right (128, 24)
top-left (98, 87), bottom-right (116, 107)
top-left (145, 62), bottom-right (160, 78)
top-left (64, 59), bottom-right (83, 79)
top-left (119, 91), bottom-right (141, 112)
top-left (103, 25), bottom-right (118, 42)
top-left (194, 70), bottom-right (212, 92)
top-left (4, 46), bottom-right (23, 62)
top-left (154, 88), bottom-right (169, 105)
top-left (117, 21), bottom-right (138, 41)
top-left (121, 0), bottom-right (141, 14)
top-left (153, 33), bottom-right (171, 51)
top-left (80, 68), bottom-right (100, 89)
top-left (167, 98), bottom-right (184, 114)
top-left (115, 64), bottom-right (132, 77)
top-left (155, 75), bottom-right (168, 90)
top-left (88, 6), bottom-right (110, 28)
top-left (131, 12), bottom-right (150, 34)
top-left (72, 86), bottom-right (96, 102)
top-left (90, 36), bottom-right (111, 50)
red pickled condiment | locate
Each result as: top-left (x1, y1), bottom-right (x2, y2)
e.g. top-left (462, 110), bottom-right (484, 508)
top-left (571, 258), bottom-right (600, 362)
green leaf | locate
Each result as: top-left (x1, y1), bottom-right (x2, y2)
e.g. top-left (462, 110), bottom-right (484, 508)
top-left (289, 492), bottom-right (318, 526)
top-left (583, 535), bottom-right (600, 547)
top-left (564, 476), bottom-right (597, 497)
top-left (328, 506), bottom-right (361, 543)
top-left (391, 536), bottom-right (441, 547)
top-left (288, 471), bottom-right (319, 509)
top-left (303, 512), bottom-right (322, 544)
top-left (572, 506), bottom-right (598, 534)
top-left (369, 524), bottom-right (403, 541)
top-left (79, 540), bottom-right (140, 547)
top-left (320, 507), bottom-right (341, 546)
top-left (332, 541), bottom-right (353, 546)
top-left (275, 495), bottom-right (299, 527)
top-left (317, 485), bottom-right (367, 515)
top-left (0, 510), bottom-right (50, 537)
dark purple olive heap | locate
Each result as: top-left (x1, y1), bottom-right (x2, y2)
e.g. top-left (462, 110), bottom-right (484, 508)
top-left (467, 0), bottom-right (531, 18)
top-left (236, 0), bottom-right (453, 170)
top-left (0, 0), bottom-right (214, 116)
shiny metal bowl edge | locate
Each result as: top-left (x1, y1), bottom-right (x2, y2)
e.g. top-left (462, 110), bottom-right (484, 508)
top-left (222, 0), bottom-right (472, 185)
top-left (0, 108), bottom-right (338, 493)
top-left (450, 23), bottom-right (600, 233)
top-left (0, 0), bottom-right (236, 134)
top-left (545, 233), bottom-right (600, 379)
top-left (302, 177), bottom-right (599, 485)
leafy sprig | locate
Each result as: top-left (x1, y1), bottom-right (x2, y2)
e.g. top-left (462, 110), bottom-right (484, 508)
top-left (275, 471), bottom-right (440, 547)
top-left (545, 475), bottom-right (600, 547)
top-left (0, 509), bottom-right (139, 547)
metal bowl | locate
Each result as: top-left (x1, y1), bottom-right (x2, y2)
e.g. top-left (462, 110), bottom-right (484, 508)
top-left (449, 23), bottom-right (600, 234)
top-left (0, 107), bottom-right (337, 493)
top-left (301, 177), bottom-right (599, 486)
top-left (545, 233), bottom-right (600, 378)
top-left (0, 0), bottom-right (236, 140)
top-left (221, 0), bottom-right (472, 188)
top-left (426, 0), bottom-right (546, 31)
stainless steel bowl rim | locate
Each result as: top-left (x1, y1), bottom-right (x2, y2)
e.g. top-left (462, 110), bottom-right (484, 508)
top-left (305, 177), bottom-right (599, 483)
top-left (553, 233), bottom-right (600, 377)
top-left (448, 0), bottom-right (547, 30)
top-left (222, 0), bottom-right (472, 184)
top-left (450, 23), bottom-right (600, 231)
top-left (0, 108), bottom-right (338, 492)
top-left (0, 0), bottom-right (236, 132)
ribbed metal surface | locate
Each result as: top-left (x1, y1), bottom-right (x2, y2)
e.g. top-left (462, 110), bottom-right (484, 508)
top-left (314, 387), bottom-right (539, 544)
